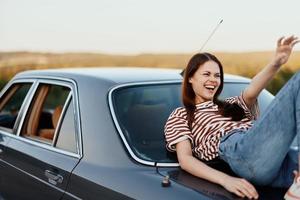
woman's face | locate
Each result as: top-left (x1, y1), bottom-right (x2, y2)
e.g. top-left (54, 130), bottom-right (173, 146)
top-left (189, 60), bottom-right (221, 104)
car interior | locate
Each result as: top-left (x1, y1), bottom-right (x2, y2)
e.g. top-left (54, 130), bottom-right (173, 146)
top-left (21, 84), bottom-right (69, 144)
top-left (114, 84), bottom-right (180, 162)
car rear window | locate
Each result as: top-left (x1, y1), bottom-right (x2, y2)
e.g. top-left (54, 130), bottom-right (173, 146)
top-left (111, 82), bottom-right (274, 163)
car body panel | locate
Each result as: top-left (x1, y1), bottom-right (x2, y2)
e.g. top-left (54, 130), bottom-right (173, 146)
top-left (0, 77), bottom-right (81, 199)
top-left (2, 138), bottom-right (79, 199)
top-left (158, 167), bottom-right (286, 200)
top-left (0, 67), bottom-right (284, 199)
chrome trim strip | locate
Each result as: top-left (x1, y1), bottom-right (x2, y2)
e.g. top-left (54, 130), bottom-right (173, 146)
top-left (63, 191), bottom-right (82, 200)
top-left (108, 80), bottom-right (182, 167)
top-left (72, 83), bottom-right (83, 157)
top-left (0, 79), bottom-right (36, 98)
top-left (15, 80), bottom-right (39, 136)
top-left (2, 77), bottom-right (82, 158)
top-left (52, 92), bottom-right (72, 146)
top-left (156, 163), bottom-right (180, 167)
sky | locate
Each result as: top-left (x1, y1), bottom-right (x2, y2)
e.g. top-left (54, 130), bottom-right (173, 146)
top-left (1, 0), bottom-right (300, 54)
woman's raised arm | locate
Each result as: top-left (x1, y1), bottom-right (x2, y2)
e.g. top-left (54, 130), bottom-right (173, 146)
top-left (243, 36), bottom-right (299, 108)
top-left (176, 140), bottom-right (259, 199)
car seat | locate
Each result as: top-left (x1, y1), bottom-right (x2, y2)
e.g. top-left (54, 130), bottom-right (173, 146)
top-left (39, 105), bottom-right (63, 140)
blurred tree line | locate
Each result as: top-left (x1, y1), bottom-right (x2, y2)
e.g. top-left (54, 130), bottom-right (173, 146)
top-left (0, 67), bottom-right (295, 95)
top-left (0, 51), bottom-right (299, 94)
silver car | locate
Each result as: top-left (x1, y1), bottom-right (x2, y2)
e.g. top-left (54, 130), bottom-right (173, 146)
top-left (0, 67), bottom-right (284, 200)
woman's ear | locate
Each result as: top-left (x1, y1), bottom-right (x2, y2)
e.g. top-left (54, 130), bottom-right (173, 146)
top-left (188, 77), bottom-right (193, 83)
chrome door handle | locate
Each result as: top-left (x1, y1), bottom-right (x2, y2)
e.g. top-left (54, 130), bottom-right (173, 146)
top-left (45, 170), bottom-right (63, 185)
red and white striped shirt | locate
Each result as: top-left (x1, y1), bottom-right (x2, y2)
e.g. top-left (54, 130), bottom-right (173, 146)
top-left (164, 95), bottom-right (259, 161)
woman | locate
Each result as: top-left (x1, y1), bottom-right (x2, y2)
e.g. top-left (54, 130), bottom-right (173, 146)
top-left (164, 36), bottom-right (299, 199)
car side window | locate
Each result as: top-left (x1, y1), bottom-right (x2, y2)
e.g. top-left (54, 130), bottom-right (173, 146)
top-left (0, 83), bottom-right (32, 132)
top-left (21, 83), bottom-right (70, 144)
top-left (55, 97), bottom-right (77, 153)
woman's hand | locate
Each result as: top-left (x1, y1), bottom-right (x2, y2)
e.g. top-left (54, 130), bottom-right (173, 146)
top-left (243, 35), bottom-right (299, 108)
top-left (271, 35), bottom-right (299, 68)
top-left (221, 175), bottom-right (259, 199)
top-left (176, 140), bottom-right (259, 199)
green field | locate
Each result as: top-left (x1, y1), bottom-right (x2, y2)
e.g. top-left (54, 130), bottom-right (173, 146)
top-left (0, 51), bottom-right (299, 94)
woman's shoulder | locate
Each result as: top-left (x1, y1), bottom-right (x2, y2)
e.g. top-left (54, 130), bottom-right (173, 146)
top-left (169, 106), bottom-right (187, 118)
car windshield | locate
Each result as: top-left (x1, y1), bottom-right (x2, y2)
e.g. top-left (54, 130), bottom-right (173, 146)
top-left (111, 82), bottom-right (274, 163)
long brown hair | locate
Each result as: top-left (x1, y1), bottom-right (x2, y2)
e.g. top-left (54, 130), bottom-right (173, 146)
top-left (182, 53), bottom-right (245, 128)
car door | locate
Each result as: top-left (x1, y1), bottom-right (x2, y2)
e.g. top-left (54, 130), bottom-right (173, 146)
top-left (0, 81), bottom-right (34, 198)
top-left (1, 80), bottom-right (81, 200)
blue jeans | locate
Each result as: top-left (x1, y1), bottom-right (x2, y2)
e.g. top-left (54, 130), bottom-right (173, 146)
top-left (219, 71), bottom-right (300, 188)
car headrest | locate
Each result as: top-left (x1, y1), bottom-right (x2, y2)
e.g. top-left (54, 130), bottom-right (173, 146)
top-left (52, 105), bottom-right (63, 128)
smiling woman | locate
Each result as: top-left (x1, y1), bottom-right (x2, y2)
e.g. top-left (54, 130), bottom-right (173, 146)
top-left (182, 53), bottom-right (247, 129)
top-left (188, 60), bottom-right (221, 104)
top-left (164, 36), bottom-right (299, 199)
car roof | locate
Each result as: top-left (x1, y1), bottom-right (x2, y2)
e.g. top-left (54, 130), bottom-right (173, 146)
top-left (15, 67), bottom-right (251, 84)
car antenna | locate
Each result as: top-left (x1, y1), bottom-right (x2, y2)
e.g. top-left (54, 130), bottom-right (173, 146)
top-left (154, 162), bottom-right (171, 187)
top-left (180, 19), bottom-right (223, 77)
top-left (199, 19), bottom-right (223, 52)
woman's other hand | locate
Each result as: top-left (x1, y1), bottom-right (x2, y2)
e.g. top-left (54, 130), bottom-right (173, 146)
top-left (176, 140), bottom-right (259, 199)
top-left (243, 35), bottom-right (299, 107)
top-left (220, 175), bottom-right (259, 199)
top-left (272, 35), bottom-right (299, 68)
